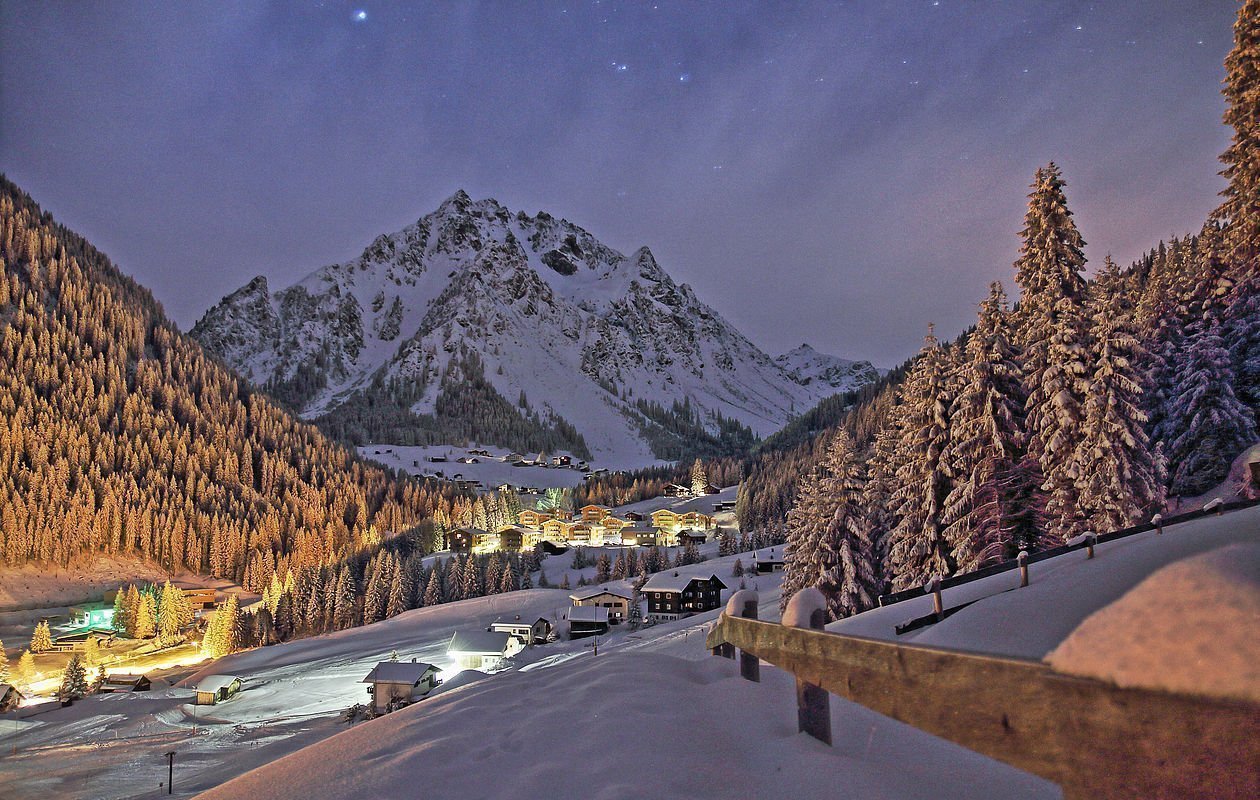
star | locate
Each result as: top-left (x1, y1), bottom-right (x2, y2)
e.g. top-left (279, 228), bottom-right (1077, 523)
top-left (354, 10), bottom-right (367, 22)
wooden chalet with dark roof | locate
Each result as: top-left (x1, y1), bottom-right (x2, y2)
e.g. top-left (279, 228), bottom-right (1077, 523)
top-left (641, 572), bottom-right (727, 620)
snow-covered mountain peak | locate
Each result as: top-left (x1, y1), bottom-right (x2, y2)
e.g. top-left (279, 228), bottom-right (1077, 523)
top-left (775, 343), bottom-right (881, 393)
top-left (191, 194), bottom-right (877, 465)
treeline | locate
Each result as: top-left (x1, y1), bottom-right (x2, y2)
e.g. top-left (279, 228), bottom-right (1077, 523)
top-left (762, 3), bottom-right (1260, 621)
top-left (570, 457), bottom-right (744, 508)
top-left (0, 177), bottom-right (477, 591)
top-left (314, 347), bottom-right (591, 459)
top-left (633, 396), bottom-right (760, 461)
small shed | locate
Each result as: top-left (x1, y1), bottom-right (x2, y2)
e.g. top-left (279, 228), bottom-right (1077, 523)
top-left (568, 605), bottom-right (610, 639)
top-left (361, 660), bottom-right (441, 712)
top-left (447, 630), bottom-right (522, 670)
top-left (0, 683), bottom-right (25, 712)
top-left (99, 673), bottom-right (152, 693)
top-left (193, 675), bottom-right (243, 705)
top-left (490, 616), bottom-right (553, 646)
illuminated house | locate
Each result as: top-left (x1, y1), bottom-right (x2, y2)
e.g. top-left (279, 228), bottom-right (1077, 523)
top-left (362, 660), bottom-right (441, 712)
top-left (755, 547), bottom-right (785, 573)
top-left (567, 605), bottom-right (609, 638)
top-left (489, 616), bottom-right (553, 646)
top-left (619, 527), bottom-right (658, 547)
top-left (518, 509), bottom-right (554, 529)
top-left (446, 527), bottom-right (482, 553)
top-left (680, 511), bottom-right (715, 530)
top-left (0, 683), bottom-right (25, 712)
top-left (447, 630), bottom-right (522, 670)
top-left (578, 504), bottom-right (611, 523)
top-left (66, 602), bottom-right (114, 630)
top-left (642, 572), bottom-right (727, 621)
top-left (650, 509), bottom-right (681, 531)
top-left (193, 675), bottom-right (243, 705)
top-left (542, 518), bottom-right (574, 542)
top-left (569, 586), bottom-right (635, 624)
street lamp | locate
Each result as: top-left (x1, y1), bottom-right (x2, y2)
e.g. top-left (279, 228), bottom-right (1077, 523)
top-left (164, 751), bottom-right (175, 794)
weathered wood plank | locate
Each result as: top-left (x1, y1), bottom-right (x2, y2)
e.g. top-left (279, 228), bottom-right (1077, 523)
top-left (706, 614), bottom-right (1260, 800)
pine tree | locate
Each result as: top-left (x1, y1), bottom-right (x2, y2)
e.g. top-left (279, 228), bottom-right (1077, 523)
top-left (110, 591), bottom-right (127, 635)
top-left (82, 636), bottom-right (101, 667)
top-left (1013, 163), bottom-right (1088, 351)
top-left (332, 567), bottom-right (358, 631)
top-left (941, 283), bottom-right (1038, 568)
top-left (884, 329), bottom-right (957, 589)
top-left (157, 581), bottom-right (183, 642)
top-left (595, 553), bottom-right (611, 583)
top-left (1073, 267), bottom-right (1163, 531)
top-left (499, 559), bottom-right (518, 593)
top-left (30, 620), bottom-right (52, 654)
top-left (559, 573), bottom-right (571, 590)
top-left (519, 563), bottom-right (533, 590)
top-left (423, 566), bottom-right (445, 606)
top-left (0, 638), bottom-right (9, 683)
top-left (135, 591), bottom-right (157, 639)
top-left (60, 655), bottom-right (88, 701)
top-left (1216, 0), bottom-right (1260, 290)
top-left (91, 664), bottom-right (107, 693)
top-left (690, 459), bottom-right (707, 496)
top-left (386, 559), bottom-right (408, 618)
top-left (460, 555), bottom-right (481, 599)
top-left (123, 584), bottom-right (142, 638)
top-left (1165, 316), bottom-right (1258, 496)
top-left (732, 558), bottom-right (743, 578)
top-left (627, 593), bottom-right (643, 630)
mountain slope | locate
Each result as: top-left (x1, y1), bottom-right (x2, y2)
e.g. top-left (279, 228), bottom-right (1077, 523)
top-left (0, 176), bottom-right (447, 587)
top-left (775, 343), bottom-right (881, 393)
top-left (192, 193), bottom-right (873, 465)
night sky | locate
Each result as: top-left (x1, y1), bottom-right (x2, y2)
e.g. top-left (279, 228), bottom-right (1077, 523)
top-left (0, 1), bottom-right (1238, 366)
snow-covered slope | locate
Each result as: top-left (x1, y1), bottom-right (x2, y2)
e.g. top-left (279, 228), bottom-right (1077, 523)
top-left (192, 192), bottom-right (871, 464)
top-left (774, 343), bottom-right (881, 393)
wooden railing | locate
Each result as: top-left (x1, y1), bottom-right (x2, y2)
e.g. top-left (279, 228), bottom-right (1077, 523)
top-left (706, 605), bottom-right (1260, 800)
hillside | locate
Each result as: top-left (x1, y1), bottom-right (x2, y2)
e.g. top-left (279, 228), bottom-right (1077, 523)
top-left (0, 177), bottom-right (454, 589)
top-left (191, 192), bottom-right (877, 465)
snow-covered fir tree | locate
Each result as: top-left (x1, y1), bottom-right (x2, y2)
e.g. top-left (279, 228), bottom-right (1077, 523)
top-left (1073, 261), bottom-right (1163, 530)
top-left (1165, 315), bottom-right (1258, 496)
top-left (781, 429), bottom-right (879, 619)
top-left (941, 283), bottom-right (1039, 570)
top-left (60, 655), bottom-right (88, 701)
top-left (884, 329), bottom-right (956, 590)
top-left (423, 567), bottom-right (444, 606)
top-left (30, 620), bottom-right (52, 653)
top-left (690, 459), bottom-right (708, 495)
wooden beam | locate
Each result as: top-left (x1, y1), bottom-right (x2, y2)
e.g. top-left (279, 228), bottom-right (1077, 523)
top-left (706, 614), bottom-right (1260, 800)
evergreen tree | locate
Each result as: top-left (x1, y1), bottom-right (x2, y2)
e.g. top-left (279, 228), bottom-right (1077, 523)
top-left (386, 558), bottom-right (409, 618)
top-left (60, 655), bottom-right (88, 701)
top-left (423, 566), bottom-right (445, 606)
top-left (123, 585), bottom-right (142, 638)
top-left (1165, 316), bottom-right (1258, 496)
top-left (110, 591), bottom-right (127, 636)
top-left (732, 558), bottom-right (744, 578)
top-left (460, 555), bottom-right (481, 599)
top-left (1013, 163), bottom-right (1088, 351)
top-left (135, 591), bottom-right (157, 639)
top-left (91, 664), bottom-right (107, 693)
top-left (157, 581), bottom-right (184, 642)
top-left (15, 650), bottom-right (35, 689)
top-left (499, 559), bottom-right (518, 593)
top-left (30, 620), bottom-right (52, 654)
top-left (941, 283), bottom-right (1039, 568)
top-left (0, 638), bottom-right (9, 683)
top-left (559, 573), bottom-right (571, 590)
top-left (884, 330), bottom-right (956, 589)
top-left (594, 553), bottom-right (612, 583)
top-left (1216, 0), bottom-right (1260, 290)
top-left (1073, 269), bottom-right (1163, 531)
top-left (332, 567), bottom-right (358, 630)
top-left (82, 636), bottom-right (101, 667)
top-left (690, 459), bottom-right (708, 496)
top-left (627, 593), bottom-right (643, 630)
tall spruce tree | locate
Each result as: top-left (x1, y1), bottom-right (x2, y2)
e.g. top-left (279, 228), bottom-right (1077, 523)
top-left (884, 328), bottom-right (957, 589)
top-left (60, 655), bottom-right (88, 701)
top-left (941, 283), bottom-right (1038, 569)
top-left (1073, 261), bottom-right (1164, 530)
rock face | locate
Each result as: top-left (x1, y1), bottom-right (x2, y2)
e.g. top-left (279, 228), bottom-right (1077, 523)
top-left (774, 344), bottom-right (882, 394)
top-left (191, 191), bottom-right (875, 465)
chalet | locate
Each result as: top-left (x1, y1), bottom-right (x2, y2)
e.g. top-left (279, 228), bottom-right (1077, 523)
top-left (619, 527), bottom-right (658, 547)
top-left (755, 547), bottom-right (785, 574)
top-left (651, 509), bottom-right (681, 530)
top-left (505, 453), bottom-right (525, 463)
top-left (518, 509), bottom-right (555, 529)
top-left (701, 483), bottom-right (722, 495)
top-left (490, 615), bottom-right (553, 646)
top-left (662, 483), bottom-right (691, 497)
top-left (99, 673), bottom-right (152, 693)
top-left (521, 528), bottom-right (548, 549)
top-left (455, 456), bottom-right (480, 464)
top-left (181, 587), bottom-right (218, 609)
top-left (454, 479), bottom-right (483, 492)
top-left (542, 518), bottom-right (574, 542)
top-left (598, 516), bottom-right (632, 536)
top-left (446, 527), bottom-right (482, 553)
top-left (569, 586), bottom-right (635, 624)
top-left (427, 455), bottom-right (448, 463)
top-left (0, 683), bottom-right (25, 712)
top-left (567, 523), bottom-right (595, 545)
top-left (469, 449), bottom-right (492, 457)
top-left (52, 630), bottom-right (114, 651)
top-left (678, 529), bottom-right (708, 546)
top-left (625, 511), bottom-right (648, 522)
top-left (642, 572), bottom-right (727, 620)
top-left (712, 500), bottom-right (736, 513)
top-left (496, 483), bottom-right (517, 493)
top-left (680, 511), bottom-right (715, 530)
top-left (447, 630), bottom-right (522, 670)
top-left (579, 504), bottom-right (611, 523)
top-left (567, 605), bottom-right (609, 638)
top-left (493, 527), bottom-right (526, 552)
top-left (362, 660), bottom-right (441, 712)
top-left (193, 675), bottom-right (243, 705)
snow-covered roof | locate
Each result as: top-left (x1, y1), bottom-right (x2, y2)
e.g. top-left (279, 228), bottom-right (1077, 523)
top-left (491, 616), bottom-right (548, 628)
top-left (362, 661), bottom-right (439, 685)
top-left (568, 606), bottom-right (609, 623)
top-left (194, 675), bottom-right (242, 693)
top-left (755, 548), bottom-right (784, 562)
top-left (448, 630), bottom-right (513, 655)
top-left (569, 585), bottom-right (634, 602)
top-left (642, 572), bottom-right (726, 593)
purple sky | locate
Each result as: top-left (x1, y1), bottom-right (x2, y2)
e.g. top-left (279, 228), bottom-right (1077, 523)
top-left (0, 1), bottom-right (1237, 366)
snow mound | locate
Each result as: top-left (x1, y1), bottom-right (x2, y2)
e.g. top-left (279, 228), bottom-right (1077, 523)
top-left (782, 587), bottom-right (827, 628)
top-left (1046, 542), bottom-right (1260, 702)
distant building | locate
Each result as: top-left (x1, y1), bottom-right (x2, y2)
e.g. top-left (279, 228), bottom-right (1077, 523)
top-left (662, 484), bottom-right (691, 498)
top-left (569, 586), bottom-right (635, 624)
top-left (755, 547), bottom-right (785, 574)
top-left (193, 675), bottom-right (243, 705)
top-left (578, 504), bottom-right (611, 523)
top-left (619, 527), bottom-right (658, 548)
top-left (567, 605), bottom-right (610, 639)
top-left (181, 587), bottom-right (218, 610)
top-left (99, 674), bottom-right (152, 693)
top-left (446, 527), bottom-right (482, 553)
top-left (642, 572), bottom-right (727, 621)
top-left (678, 529), bottom-right (708, 546)
top-left (0, 683), bottom-right (25, 712)
top-left (518, 509), bottom-right (554, 529)
top-left (66, 602), bottom-right (114, 630)
top-left (447, 630), bottom-right (522, 670)
top-left (362, 660), bottom-right (441, 712)
top-left (490, 616), bottom-right (553, 646)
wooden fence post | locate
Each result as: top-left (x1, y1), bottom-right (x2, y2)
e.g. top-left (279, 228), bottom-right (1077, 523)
top-left (739, 596), bottom-right (760, 683)
top-left (1086, 533), bottom-right (1096, 559)
top-left (1152, 513), bottom-right (1163, 534)
top-left (927, 575), bottom-right (943, 621)
top-left (1017, 551), bottom-right (1029, 587)
top-left (784, 588), bottom-right (831, 746)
